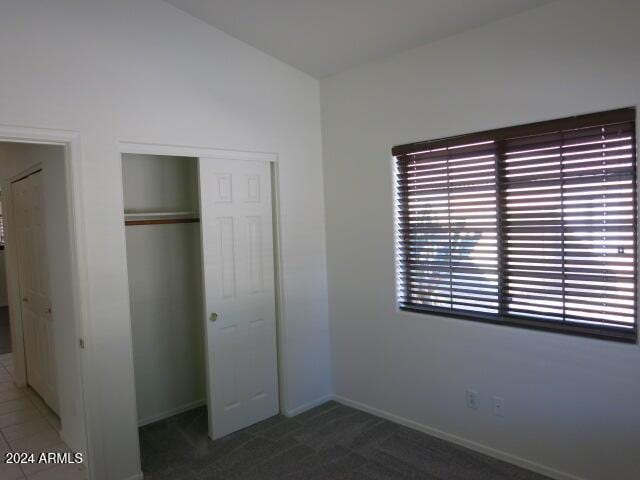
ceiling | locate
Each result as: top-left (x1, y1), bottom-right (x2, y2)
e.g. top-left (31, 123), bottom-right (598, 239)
top-left (164, 0), bottom-right (552, 78)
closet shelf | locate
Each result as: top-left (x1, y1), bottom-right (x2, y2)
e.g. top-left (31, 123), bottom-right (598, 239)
top-left (124, 211), bottom-right (200, 226)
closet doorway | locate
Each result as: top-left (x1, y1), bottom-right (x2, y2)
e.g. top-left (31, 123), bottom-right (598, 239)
top-left (122, 151), bottom-right (281, 444)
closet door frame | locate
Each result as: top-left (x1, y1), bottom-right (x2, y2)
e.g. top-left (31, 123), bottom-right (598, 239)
top-left (118, 142), bottom-right (289, 420)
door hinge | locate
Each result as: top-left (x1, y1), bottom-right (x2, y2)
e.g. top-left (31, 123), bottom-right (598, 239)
top-left (79, 338), bottom-right (85, 349)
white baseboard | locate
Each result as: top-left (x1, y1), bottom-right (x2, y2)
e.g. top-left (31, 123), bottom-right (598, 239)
top-left (285, 394), bottom-right (334, 417)
top-left (333, 394), bottom-right (582, 480)
top-left (137, 399), bottom-right (206, 427)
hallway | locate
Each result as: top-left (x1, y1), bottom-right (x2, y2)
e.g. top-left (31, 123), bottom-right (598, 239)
top-left (0, 353), bottom-right (86, 479)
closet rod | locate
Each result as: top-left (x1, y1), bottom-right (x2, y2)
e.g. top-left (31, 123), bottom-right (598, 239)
top-left (125, 218), bottom-right (200, 226)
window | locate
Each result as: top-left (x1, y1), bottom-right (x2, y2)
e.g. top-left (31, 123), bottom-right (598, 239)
top-left (393, 108), bottom-right (637, 342)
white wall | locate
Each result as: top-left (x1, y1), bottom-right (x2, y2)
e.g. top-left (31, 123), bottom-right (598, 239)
top-left (122, 154), bottom-right (199, 214)
top-left (320, 1), bottom-right (640, 479)
top-left (0, 2), bottom-right (331, 479)
top-left (0, 142), bottom-right (86, 456)
top-left (122, 154), bottom-right (205, 426)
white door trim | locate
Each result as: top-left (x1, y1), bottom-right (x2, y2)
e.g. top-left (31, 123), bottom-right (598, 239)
top-left (118, 141), bottom-right (277, 164)
top-left (118, 140), bottom-right (290, 421)
top-left (0, 124), bottom-right (95, 479)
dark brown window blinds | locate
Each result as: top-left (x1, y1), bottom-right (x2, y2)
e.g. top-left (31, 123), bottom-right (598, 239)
top-left (393, 108), bottom-right (637, 342)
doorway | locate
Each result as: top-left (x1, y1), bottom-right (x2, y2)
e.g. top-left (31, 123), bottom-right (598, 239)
top-left (121, 150), bottom-right (282, 476)
top-left (0, 140), bottom-right (89, 478)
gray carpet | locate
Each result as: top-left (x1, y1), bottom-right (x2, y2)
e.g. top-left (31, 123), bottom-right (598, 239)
top-left (139, 401), bottom-right (549, 480)
top-left (0, 306), bottom-right (10, 354)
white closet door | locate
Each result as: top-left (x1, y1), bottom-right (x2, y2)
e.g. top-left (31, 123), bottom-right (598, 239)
top-left (12, 172), bottom-right (59, 413)
top-left (198, 158), bottom-right (278, 439)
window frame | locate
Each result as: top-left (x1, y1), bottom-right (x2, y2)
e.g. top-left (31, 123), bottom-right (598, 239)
top-left (393, 108), bottom-right (638, 343)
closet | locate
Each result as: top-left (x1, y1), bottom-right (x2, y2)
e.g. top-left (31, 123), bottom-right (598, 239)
top-left (123, 154), bottom-right (205, 426)
top-left (122, 152), bottom-right (279, 439)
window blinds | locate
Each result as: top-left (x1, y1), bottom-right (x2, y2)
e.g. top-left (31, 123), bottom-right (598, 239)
top-left (394, 108), bottom-right (637, 342)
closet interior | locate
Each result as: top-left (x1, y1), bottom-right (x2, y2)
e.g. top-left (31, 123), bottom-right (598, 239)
top-left (122, 153), bottom-right (206, 427)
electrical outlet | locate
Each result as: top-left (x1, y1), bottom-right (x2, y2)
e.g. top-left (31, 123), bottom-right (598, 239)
top-left (466, 389), bottom-right (479, 410)
top-left (493, 396), bottom-right (505, 417)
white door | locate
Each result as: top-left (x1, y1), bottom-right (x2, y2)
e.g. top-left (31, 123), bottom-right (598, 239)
top-left (198, 158), bottom-right (279, 439)
top-left (12, 171), bottom-right (59, 413)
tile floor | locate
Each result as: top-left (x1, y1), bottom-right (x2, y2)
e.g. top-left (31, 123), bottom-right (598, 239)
top-left (0, 353), bottom-right (86, 480)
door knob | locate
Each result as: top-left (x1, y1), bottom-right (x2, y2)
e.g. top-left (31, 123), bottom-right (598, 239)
top-left (209, 312), bottom-right (218, 322)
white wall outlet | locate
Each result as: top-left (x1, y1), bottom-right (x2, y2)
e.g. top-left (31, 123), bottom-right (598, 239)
top-left (466, 389), bottom-right (479, 410)
top-left (493, 396), bottom-right (505, 417)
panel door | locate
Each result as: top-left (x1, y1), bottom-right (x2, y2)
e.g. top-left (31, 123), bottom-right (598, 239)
top-left (198, 158), bottom-right (278, 439)
top-left (12, 172), bottom-right (59, 413)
